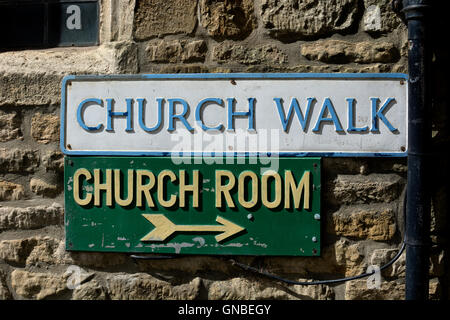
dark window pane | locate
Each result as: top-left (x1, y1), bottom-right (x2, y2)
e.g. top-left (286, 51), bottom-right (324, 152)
top-left (0, 3), bottom-right (45, 49)
top-left (0, 1), bottom-right (98, 49)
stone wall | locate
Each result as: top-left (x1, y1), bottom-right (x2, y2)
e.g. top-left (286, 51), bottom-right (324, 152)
top-left (0, 0), bottom-right (448, 300)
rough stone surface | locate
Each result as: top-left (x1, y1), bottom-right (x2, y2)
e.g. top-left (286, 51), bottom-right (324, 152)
top-left (429, 249), bottom-right (445, 277)
top-left (328, 205), bottom-right (397, 241)
top-left (0, 45), bottom-right (134, 106)
top-left (199, 0), bottom-right (256, 40)
top-left (31, 113), bottom-right (60, 144)
top-left (0, 203), bottom-right (64, 231)
top-left (370, 248), bottom-right (405, 278)
top-left (363, 0), bottom-right (404, 34)
top-left (0, 180), bottom-right (25, 201)
top-left (345, 279), bottom-right (405, 300)
top-left (213, 42), bottom-right (288, 65)
top-left (301, 40), bottom-right (400, 64)
top-left (0, 110), bottom-right (22, 142)
top-left (261, 0), bottom-right (360, 41)
top-left (0, 48), bottom-right (110, 106)
top-left (429, 278), bottom-right (441, 300)
top-left (0, 236), bottom-right (119, 268)
top-left (72, 280), bottom-right (107, 300)
top-left (208, 277), bottom-right (334, 300)
top-left (334, 239), bottom-right (366, 276)
top-left (0, 148), bottom-right (39, 174)
top-left (0, 238), bottom-right (39, 265)
top-left (133, 0), bottom-right (197, 40)
top-left (29, 178), bottom-right (59, 198)
top-left (106, 273), bottom-right (202, 300)
top-left (333, 174), bottom-right (404, 205)
top-left (100, 0), bottom-right (136, 42)
top-left (42, 150), bottom-right (64, 174)
top-left (0, 270), bottom-right (12, 300)
top-left (103, 41), bottom-right (139, 74)
top-left (146, 40), bottom-right (207, 63)
top-left (11, 270), bottom-right (69, 300)
top-left (25, 237), bottom-right (65, 266)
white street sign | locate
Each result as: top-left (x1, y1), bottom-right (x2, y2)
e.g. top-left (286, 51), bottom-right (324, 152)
top-left (61, 73), bottom-right (408, 157)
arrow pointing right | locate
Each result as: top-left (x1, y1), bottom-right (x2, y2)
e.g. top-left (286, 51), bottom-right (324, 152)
top-left (140, 214), bottom-right (245, 243)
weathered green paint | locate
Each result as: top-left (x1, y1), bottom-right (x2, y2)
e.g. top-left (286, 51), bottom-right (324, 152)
top-left (65, 157), bottom-right (321, 256)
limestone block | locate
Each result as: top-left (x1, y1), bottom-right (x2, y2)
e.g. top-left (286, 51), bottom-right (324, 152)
top-left (72, 280), bottom-right (107, 300)
top-left (106, 273), bottom-right (202, 300)
top-left (0, 202), bottom-right (64, 231)
top-left (100, 0), bottom-right (136, 42)
top-left (133, 0), bottom-right (197, 40)
top-left (42, 150), bottom-right (64, 174)
top-left (0, 270), bottom-right (12, 300)
top-left (31, 113), bottom-right (60, 144)
top-left (0, 180), bottom-right (25, 201)
top-left (199, 0), bottom-right (256, 40)
top-left (261, 0), bottom-right (359, 41)
top-left (213, 42), bottom-right (287, 65)
top-left (429, 249), bottom-right (445, 277)
top-left (328, 205), bottom-right (397, 241)
top-left (145, 40), bottom-right (207, 63)
top-left (0, 148), bottom-right (39, 174)
top-left (29, 178), bottom-right (60, 198)
top-left (157, 64), bottom-right (212, 74)
top-left (333, 174), bottom-right (404, 204)
top-left (25, 237), bottom-right (65, 266)
top-left (0, 45), bottom-right (133, 106)
top-left (0, 236), bottom-right (67, 266)
top-left (345, 279), bottom-right (405, 300)
top-left (429, 278), bottom-right (441, 300)
top-left (334, 239), bottom-right (366, 277)
top-left (0, 238), bottom-right (39, 265)
top-left (208, 277), bottom-right (334, 300)
top-left (102, 41), bottom-right (139, 74)
top-left (370, 248), bottom-right (405, 278)
top-left (11, 270), bottom-right (69, 300)
top-left (0, 110), bottom-right (22, 142)
top-left (363, 0), bottom-right (404, 34)
top-left (301, 40), bottom-right (400, 64)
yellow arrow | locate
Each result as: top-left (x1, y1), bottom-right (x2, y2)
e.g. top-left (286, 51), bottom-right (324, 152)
top-left (141, 214), bottom-right (245, 242)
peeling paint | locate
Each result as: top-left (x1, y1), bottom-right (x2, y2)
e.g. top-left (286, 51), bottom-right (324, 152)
top-left (192, 237), bottom-right (205, 248)
top-left (224, 243), bottom-right (243, 247)
top-left (145, 242), bottom-right (194, 254)
top-left (253, 239), bottom-right (268, 248)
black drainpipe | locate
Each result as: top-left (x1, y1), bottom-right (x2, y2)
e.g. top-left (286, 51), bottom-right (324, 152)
top-left (402, 0), bottom-right (432, 300)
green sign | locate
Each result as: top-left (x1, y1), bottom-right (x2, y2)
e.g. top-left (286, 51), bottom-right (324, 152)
top-left (65, 157), bottom-right (321, 256)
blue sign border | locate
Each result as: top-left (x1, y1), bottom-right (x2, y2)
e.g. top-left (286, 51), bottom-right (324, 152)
top-left (60, 73), bottom-right (408, 157)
